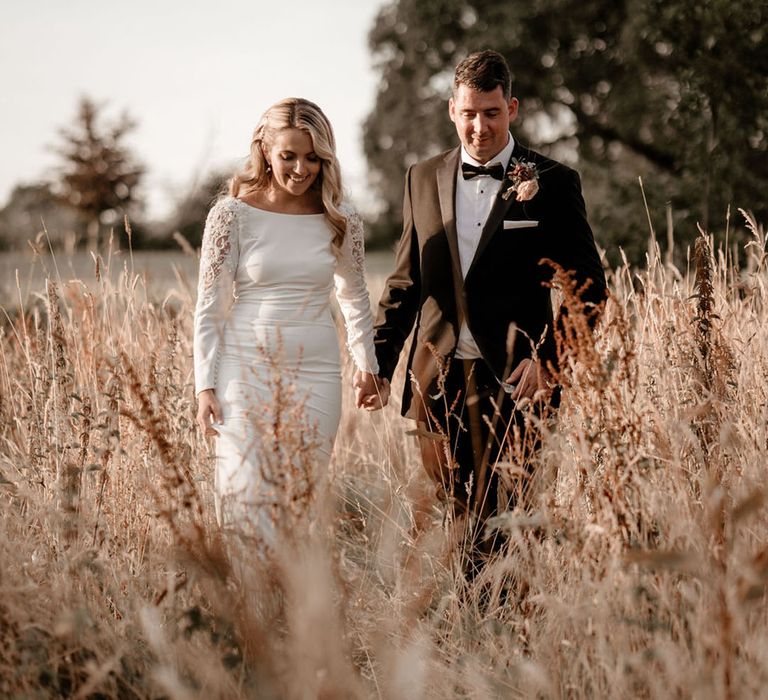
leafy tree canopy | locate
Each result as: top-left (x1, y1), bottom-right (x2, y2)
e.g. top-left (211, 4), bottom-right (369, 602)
top-left (364, 0), bottom-right (768, 264)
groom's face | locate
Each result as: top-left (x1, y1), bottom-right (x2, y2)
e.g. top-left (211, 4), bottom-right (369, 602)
top-left (449, 84), bottom-right (518, 163)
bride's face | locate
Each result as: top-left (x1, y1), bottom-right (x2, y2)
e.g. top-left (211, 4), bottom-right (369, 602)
top-left (265, 128), bottom-right (322, 198)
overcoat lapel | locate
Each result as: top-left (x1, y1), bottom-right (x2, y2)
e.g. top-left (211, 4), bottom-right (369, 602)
top-left (436, 148), bottom-right (468, 323)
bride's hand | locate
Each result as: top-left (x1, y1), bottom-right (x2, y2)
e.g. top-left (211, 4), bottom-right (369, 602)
top-left (196, 389), bottom-right (222, 437)
top-left (354, 371), bottom-right (390, 411)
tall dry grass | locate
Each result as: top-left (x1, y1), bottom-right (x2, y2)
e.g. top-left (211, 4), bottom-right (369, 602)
top-left (2, 212), bottom-right (768, 698)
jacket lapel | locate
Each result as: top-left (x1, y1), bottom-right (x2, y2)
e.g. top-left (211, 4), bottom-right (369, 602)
top-left (436, 148), bottom-right (462, 276)
top-left (436, 148), bottom-right (468, 322)
top-left (466, 141), bottom-right (526, 279)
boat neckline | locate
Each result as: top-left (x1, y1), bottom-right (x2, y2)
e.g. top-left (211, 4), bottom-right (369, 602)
top-left (233, 197), bottom-right (325, 216)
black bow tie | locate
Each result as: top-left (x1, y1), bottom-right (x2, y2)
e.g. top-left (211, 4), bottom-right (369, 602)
top-left (461, 162), bottom-right (505, 180)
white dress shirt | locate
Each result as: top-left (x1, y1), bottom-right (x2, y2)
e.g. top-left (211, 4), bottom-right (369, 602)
top-left (454, 133), bottom-right (515, 359)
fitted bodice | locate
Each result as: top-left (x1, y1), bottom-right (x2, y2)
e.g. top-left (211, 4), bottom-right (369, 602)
top-left (232, 204), bottom-right (336, 324)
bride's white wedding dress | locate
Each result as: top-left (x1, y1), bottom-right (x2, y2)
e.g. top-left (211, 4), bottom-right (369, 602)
top-left (193, 196), bottom-right (378, 534)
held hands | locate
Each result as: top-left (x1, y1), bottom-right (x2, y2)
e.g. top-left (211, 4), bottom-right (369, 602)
top-left (504, 358), bottom-right (553, 403)
top-left (353, 370), bottom-right (390, 411)
top-left (196, 389), bottom-right (223, 437)
top-left (197, 373), bottom-right (388, 438)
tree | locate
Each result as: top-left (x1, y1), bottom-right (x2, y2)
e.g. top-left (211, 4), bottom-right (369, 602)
top-left (364, 0), bottom-right (768, 265)
top-left (54, 97), bottom-right (145, 250)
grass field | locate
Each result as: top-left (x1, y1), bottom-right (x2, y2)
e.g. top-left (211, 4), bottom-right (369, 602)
top-left (0, 247), bottom-right (397, 310)
top-left (1, 215), bottom-right (768, 699)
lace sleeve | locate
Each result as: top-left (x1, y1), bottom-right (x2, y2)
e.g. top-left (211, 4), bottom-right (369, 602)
top-left (193, 198), bottom-right (240, 393)
top-left (333, 204), bottom-right (379, 374)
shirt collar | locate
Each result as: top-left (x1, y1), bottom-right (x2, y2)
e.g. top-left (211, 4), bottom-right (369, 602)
top-left (460, 132), bottom-right (515, 169)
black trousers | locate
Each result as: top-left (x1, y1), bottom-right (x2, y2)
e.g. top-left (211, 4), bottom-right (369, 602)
top-left (418, 358), bottom-right (553, 528)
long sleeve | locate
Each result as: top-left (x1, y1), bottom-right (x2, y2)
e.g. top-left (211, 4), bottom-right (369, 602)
top-left (333, 205), bottom-right (379, 374)
top-left (193, 197), bottom-right (240, 393)
top-left (372, 165), bottom-right (422, 382)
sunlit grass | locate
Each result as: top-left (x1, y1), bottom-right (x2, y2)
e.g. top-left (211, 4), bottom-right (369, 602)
top-left (1, 212), bottom-right (767, 698)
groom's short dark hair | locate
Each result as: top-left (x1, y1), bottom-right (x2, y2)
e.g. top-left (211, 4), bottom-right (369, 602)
top-left (453, 50), bottom-right (512, 99)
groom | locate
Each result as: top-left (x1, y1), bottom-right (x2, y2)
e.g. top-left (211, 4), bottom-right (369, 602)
top-left (357, 50), bottom-right (607, 533)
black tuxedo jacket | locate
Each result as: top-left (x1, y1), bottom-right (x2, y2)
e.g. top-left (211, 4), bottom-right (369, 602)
top-left (373, 141), bottom-right (608, 419)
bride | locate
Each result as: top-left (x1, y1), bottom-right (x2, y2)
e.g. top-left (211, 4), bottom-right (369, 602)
top-left (193, 97), bottom-right (388, 538)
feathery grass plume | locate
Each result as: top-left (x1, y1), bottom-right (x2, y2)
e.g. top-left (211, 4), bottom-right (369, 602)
top-left (541, 260), bottom-right (651, 543)
top-left (691, 229), bottom-right (745, 700)
top-left (540, 259), bottom-right (606, 381)
top-left (693, 233), bottom-right (717, 393)
top-left (91, 369), bottom-right (120, 547)
top-left (46, 278), bottom-right (83, 538)
top-left (120, 350), bottom-right (204, 540)
top-left (741, 208), bottom-right (767, 276)
top-left (689, 231), bottom-right (737, 506)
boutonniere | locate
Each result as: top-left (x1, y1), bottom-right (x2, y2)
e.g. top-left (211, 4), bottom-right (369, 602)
top-left (501, 158), bottom-right (540, 202)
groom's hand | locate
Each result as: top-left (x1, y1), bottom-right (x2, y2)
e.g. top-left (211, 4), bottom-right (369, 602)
top-left (504, 358), bottom-right (552, 403)
top-left (354, 370), bottom-right (390, 411)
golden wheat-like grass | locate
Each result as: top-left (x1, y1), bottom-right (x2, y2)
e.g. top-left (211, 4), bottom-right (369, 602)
top-left (2, 214), bottom-right (768, 698)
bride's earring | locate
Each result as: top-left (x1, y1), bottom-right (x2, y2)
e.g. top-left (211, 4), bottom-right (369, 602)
top-left (265, 162), bottom-right (272, 175)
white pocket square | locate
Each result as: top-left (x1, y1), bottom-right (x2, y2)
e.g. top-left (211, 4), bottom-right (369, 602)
top-left (504, 220), bottom-right (539, 230)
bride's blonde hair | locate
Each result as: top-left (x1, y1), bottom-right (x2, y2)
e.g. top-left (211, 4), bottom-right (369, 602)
top-left (229, 97), bottom-right (346, 251)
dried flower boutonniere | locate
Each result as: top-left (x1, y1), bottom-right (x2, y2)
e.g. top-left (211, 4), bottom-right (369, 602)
top-left (501, 158), bottom-right (540, 202)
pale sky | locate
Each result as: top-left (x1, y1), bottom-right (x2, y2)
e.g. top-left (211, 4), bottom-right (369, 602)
top-left (0, 0), bottom-right (386, 219)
